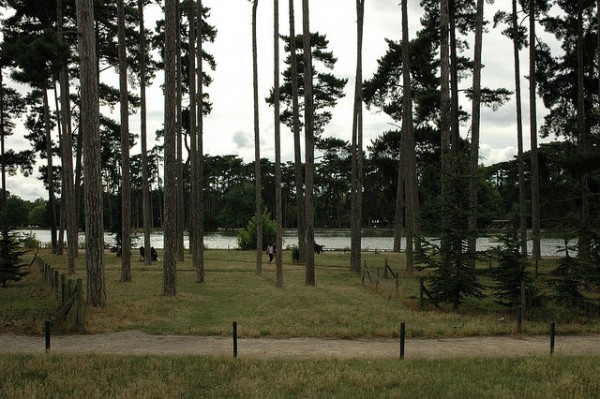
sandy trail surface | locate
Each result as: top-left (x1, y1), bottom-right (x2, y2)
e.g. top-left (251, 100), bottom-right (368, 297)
top-left (2, 331), bottom-right (600, 359)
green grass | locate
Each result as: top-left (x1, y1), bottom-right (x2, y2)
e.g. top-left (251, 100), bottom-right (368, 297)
top-left (4, 249), bottom-right (600, 338)
top-left (1, 354), bottom-right (600, 398)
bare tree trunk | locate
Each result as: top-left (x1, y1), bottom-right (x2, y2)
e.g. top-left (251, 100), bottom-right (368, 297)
top-left (139, 0), bottom-right (151, 265)
top-left (529, 0), bottom-right (541, 274)
top-left (350, 0), bottom-right (364, 274)
top-left (288, 0), bottom-right (306, 262)
top-left (176, 0), bottom-right (185, 262)
top-left (302, 0), bottom-right (315, 286)
top-left (118, 0), bottom-right (131, 282)
top-left (56, 0), bottom-right (79, 268)
top-left (402, 0), bottom-right (420, 272)
top-left (252, 0), bottom-right (263, 275)
top-left (53, 86), bottom-right (65, 255)
top-left (43, 87), bottom-right (58, 253)
top-left (76, 0), bottom-right (106, 306)
top-left (188, 0), bottom-right (198, 267)
top-left (512, 0), bottom-right (527, 257)
top-left (195, 0), bottom-right (205, 282)
top-left (162, 0), bottom-right (178, 296)
top-left (467, 0), bottom-right (484, 266)
top-left (449, 0), bottom-right (460, 154)
top-left (440, 0), bottom-right (452, 259)
top-left (393, 157), bottom-right (404, 253)
top-left (274, 0), bottom-right (283, 288)
top-left (576, 0), bottom-right (590, 257)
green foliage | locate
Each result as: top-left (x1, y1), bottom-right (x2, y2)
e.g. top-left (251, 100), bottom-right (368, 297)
top-left (0, 229), bottom-right (27, 287)
top-left (417, 237), bottom-right (485, 310)
top-left (28, 201), bottom-right (48, 227)
top-left (22, 233), bottom-right (40, 250)
top-left (218, 182), bottom-right (256, 229)
top-left (236, 212), bottom-right (276, 251)
top-left (487, 230), bottom-right (536, 308)
top-left (547, 237), bottom-right (598, 310)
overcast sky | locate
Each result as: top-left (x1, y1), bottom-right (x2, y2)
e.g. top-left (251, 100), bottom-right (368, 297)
top-left (4, 0), bottom-right (556, 201)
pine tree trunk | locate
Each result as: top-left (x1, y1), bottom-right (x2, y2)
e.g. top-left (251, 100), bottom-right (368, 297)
top-left (76, 0), bottom-right (106, 307)
top-left (252, 0), bottom-right (263, 275)
top-left (287, 0), bottom-right (306, 263)
top-left (512, 0), bottom-right (527, 257)
top-left (440, 0), bottom-right (452, 260)
top-left (467, 0), bottom-right (484, 266)
top-left (43, 88), bottom-right (58, 253)
top-left (188, 0), bottom-right (198, 267)
top-left (350, 0), bottom-right (364, 274)
top-left (57, 0), bottom-right (77, 273)
top-left (176, 0), bottom-right (185, 263)
top-left (402, 0), bottom-right (420, 272)
top-left (529, 0), bottom-right (541, 272)
top-left (195, 0), bottom-right (205, 282)
top-left (274, 0), bottom-right (283, 288)
top-left (162, 0), bottom-right (178, 296)
top-left (118, 0), bottom-right (131, 282)
top-left (576, 0), bottom-right (590, 257)
top-left (139, 0), bottom-right (152, 265)
top-left (302, 0), bottom-right (315, 286)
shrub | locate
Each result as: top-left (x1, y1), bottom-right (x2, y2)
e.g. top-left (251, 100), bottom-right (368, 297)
top-left (237, 212), bottom-right (277, 251)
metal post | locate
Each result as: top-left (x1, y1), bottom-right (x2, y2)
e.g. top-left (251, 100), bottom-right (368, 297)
top-left (517, 305), bottom-right (523, 334)
top-left (233, 321), bottom-right (238, 358)
top-left (400, 322), bottom-right (406, 359)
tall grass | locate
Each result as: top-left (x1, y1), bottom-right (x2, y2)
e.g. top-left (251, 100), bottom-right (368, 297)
top-left (5, 249), bottom-right (600, 338)
top-left (1, 354), bottom-right (599, 398)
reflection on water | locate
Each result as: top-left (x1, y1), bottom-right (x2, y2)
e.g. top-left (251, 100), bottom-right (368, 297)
top-left (17, 229), bottom-right (573, 257)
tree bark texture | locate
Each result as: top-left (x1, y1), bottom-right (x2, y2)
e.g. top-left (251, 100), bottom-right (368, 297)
top-left (529, 0), bottom-right (541, 266)
top-left (252, 0), bottom-right (263, 275)
top-left (57, 0), bottom-right (78, 273)
top-left (512, 0), bottom-right (527, 257)
top-left (467, 0), bottom-right (484, 265)
top-left (402, 0), bottom-right (420, 272)
top-left (350, 0), bottom-right (364, 274)
top-left (288, 0), bottom-right (306, 263)
top-left (274, 0), bottom-right (283, 288)
top-left (139, 0), bottom-right (152, 265)
top-left (118, 0), bottom-right (132, 282)
top-left (440, 0), bottom-right (452, 259)
top-left (195, 0), bottom-right (205, 282)
top-left (302, 0), bottom-right (315, 286)
top-left (162, 0), bottom-right (178, 296)
top-left (76, 0), bottom-right (106, 306)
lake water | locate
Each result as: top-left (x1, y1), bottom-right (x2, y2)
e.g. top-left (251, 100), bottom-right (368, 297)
top-left (17, 229), bottom-right (573, 257)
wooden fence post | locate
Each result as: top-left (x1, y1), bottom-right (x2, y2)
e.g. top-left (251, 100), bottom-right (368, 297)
top-left (54, 270), bottom-right (59, 292)
top-left (61, 275), bottom-right (66, 304)
top-left (76, 279), bottom-right (84, 332)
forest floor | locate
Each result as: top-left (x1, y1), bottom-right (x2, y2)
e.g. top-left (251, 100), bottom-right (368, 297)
top-left (2, 331), bottom-right (600, 359)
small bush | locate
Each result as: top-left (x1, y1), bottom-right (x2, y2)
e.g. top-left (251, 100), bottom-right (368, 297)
top-left (237, 212), bottom-right (277, 251)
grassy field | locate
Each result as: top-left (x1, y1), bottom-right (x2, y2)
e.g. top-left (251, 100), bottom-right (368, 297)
top-left (3, 249), bottom-right (600, 398)
top-left (1, 353), bottom-right (600, 398)
top-left (3, 249), bottom-right (599, 338)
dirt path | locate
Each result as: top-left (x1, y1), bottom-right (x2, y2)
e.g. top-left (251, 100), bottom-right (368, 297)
top-left (2, 331), bottom-right (600, 359)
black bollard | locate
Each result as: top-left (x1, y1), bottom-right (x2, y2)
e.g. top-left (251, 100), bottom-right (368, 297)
top-left (45, 320), bottom-right (51, 353)
top-left (233, 321), bottom-right (238, 358)
top-left (400, 322), bottom-right (406, 359)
